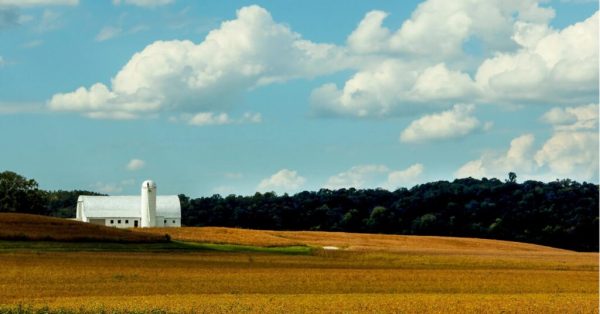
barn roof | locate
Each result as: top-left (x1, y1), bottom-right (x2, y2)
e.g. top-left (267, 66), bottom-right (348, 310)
top-left (78, 195), bottom-right (181, 218)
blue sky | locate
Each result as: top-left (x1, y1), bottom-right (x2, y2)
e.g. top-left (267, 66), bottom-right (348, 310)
top-left (0, 0), bottom-right (598, 196)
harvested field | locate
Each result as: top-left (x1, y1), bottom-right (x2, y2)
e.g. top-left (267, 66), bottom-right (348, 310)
top-left (0, 213), bottom-right (167, 243)
top-left (0, 217), bottom-right (597, 313)
top-left (144, 226), bottom-right (569, 253)
top-left (0, 244), bottom-right (597, 313)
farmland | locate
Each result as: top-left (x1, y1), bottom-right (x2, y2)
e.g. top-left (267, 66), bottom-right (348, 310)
top-left (0, 213), bottom-right (167, 243)
top-left (0, 216), bottom-right (597, 313)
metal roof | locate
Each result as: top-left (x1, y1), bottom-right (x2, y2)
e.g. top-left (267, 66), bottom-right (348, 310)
top-left (78, 195), bottom-right (181, 218)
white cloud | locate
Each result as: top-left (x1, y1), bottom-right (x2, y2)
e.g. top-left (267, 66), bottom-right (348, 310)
top-left (324, 164), bottom-right (389, 189)
top-left (0, 0), bottom-right (77, 6)
top-left (314, 3), bottom-right (597, 118)
top-left (95, 25), bottom-right (122, 42)
top-left (541, 103), bottom-right (598, 131)
top-left (535, 131), bottom-right (599, 180)
top-left (187, 112), bottom-right (232, 126)
top-left (456, 120), bottom-right (599, 182)
top-left (112, 0), bottom-right (173, 7)
top-left (475, 12), bottom-right (598, 105)
top-left (455, 134), bottom-right (537, 179)
top-left (347, 11), bottom-right (391, 54)
top-left (257, 169), bottom-right (306, 193)
top-left (126, 158), bottom-right (145, 171)
top-left (311, 60), bottom-right (477, 118)
top-left (325, 164), bottom-right (426, 189)
top-left (48, 5), bottom-right (348, 119)
top-left (385, 163), bottom-right (424, 189)
top-left (347, 1), bottom-right (554, 58)
top-left (400, 104), bottom-right (491, 143)
top-left (535, 104), bottom-right (599, 180)
top-left (175, 111), bottom-right (262, 126)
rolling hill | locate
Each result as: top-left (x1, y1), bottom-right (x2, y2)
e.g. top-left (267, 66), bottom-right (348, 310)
top-left (0, 213), bottom-right (572, 253)
top-left (0, 213), bottom-right (168, 243)
top-left (141, 226), bottom-right (569, 253)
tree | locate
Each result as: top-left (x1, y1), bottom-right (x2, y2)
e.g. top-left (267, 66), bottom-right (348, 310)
top-left (508, 172), bottom-right (517, 183)
top-left (0, 171), bottom-right (48, 214)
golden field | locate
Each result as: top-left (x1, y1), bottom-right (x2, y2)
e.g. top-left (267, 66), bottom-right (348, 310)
top-left (0, 220), bottom-right (597, 313)
top-left (143, 226), bottom-right (571, 253)
top-left (0, 249), bottom-right (597, 313)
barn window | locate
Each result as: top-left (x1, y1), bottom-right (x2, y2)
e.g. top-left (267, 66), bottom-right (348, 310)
top-left (125, 220), bottom-right (129, 224)
top-left (118, 220), bottom-right (121, 224)
top-left (110, 220), bottom-right (114, 224)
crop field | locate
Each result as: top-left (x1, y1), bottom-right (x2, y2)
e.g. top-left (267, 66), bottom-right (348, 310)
top-left (0, 213), bottom-right (167, 243)
top-left (0, 218), bottom-right (597, 313)
top-left (0, 249), bottom-right (597, 313)
top-left (142, 226), bottom-right (572, 253)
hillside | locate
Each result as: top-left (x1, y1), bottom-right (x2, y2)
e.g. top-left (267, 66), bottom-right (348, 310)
top-left (142, 226), bottom-right (569, 253)
top-left (0, 213), bottom-right (168, 243)
top-left (0, 213), bottom-right (572, 252)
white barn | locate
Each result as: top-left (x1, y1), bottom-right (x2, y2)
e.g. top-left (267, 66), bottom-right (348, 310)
top-left (76, 180), bottom-right (181, 228)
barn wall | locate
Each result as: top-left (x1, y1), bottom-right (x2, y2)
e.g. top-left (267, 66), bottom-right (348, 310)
top-left (163, 218), bottom-right (181, 227)
top-left (102, 217), bottom-right (141, 229)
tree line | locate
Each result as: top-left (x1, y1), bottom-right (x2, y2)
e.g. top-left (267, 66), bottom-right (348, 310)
top-left (1, 170), bottom-right (598, 251)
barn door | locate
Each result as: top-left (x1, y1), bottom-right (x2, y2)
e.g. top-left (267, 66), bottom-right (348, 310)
top-left (134, 220), bottom-right (139, 228)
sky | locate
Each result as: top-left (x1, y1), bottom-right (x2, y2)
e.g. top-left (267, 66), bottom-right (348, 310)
top-left (0, 0), bottom-right (598, 196)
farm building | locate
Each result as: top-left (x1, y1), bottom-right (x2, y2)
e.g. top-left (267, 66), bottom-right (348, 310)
top-left (75, 180), bottom-right (181, 228)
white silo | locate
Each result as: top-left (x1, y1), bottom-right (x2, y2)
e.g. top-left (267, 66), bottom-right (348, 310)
top-left (140, 180), bottom-right (157, 227)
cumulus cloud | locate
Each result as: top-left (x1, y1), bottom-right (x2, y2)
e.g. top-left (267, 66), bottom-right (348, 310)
top-left (385, 163), bottom-right (424, 189)
top-left (475, 12), bottom-right (598, 105)
top-left (534, 131), bottom-right (598, 180)
top-left (311, 60), bottom-right (477, 117)
top-left (48, 5), bottom-right (348, 119)
top-left (126, 158), bottom-right (145, 171)
top-left (456, 134), bottom-right (537, 179)
top-left (533, 104), bottom-right (599, 179)
top-left (456, 108), bottom-right (599, 182)
top-left (347, 0), bottom-right (554, 57)
top-left (314, 2), bottom-right (597, 118)
top-left (400, 104), bottom-right (491, 143)
top-left (325, 164), bottom-right (424, 189)
top-left (325, 164), bottom-right (389, 189)
top-left (541, 103), bottom-right (598, 131)
top-left (257, 169), bottom-right (306, 193)
top-left (112, 0), bottom-right (173, 7)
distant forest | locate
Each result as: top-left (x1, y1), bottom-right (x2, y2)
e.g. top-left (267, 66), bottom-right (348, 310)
top-left (1, 170), bottom-right (598, 251)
